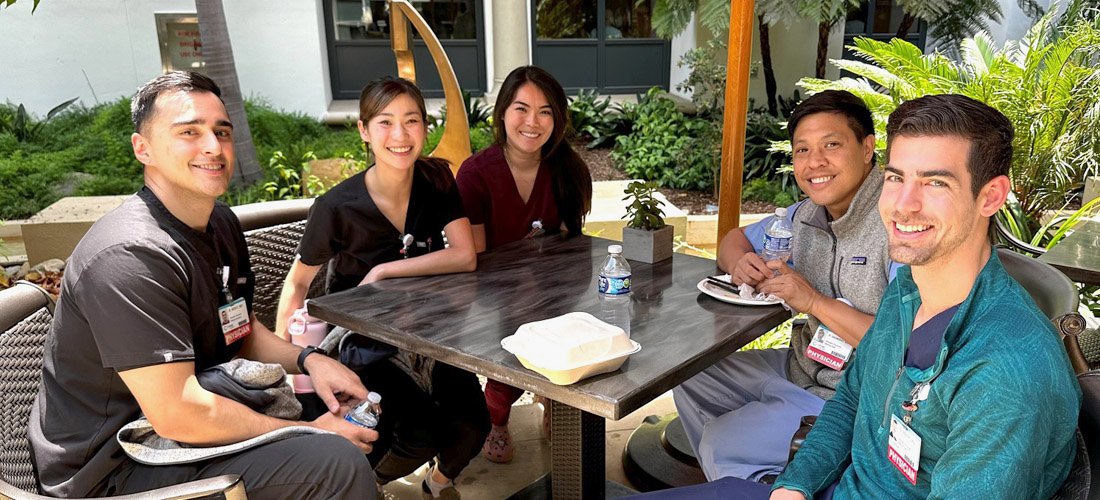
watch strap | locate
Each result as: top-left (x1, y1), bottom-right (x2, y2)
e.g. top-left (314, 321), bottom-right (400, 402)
top-left (297, 346), bottom-right (327, 376)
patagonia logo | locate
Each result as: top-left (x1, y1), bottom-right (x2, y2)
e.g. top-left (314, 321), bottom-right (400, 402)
top-left (850, 256), bottom-right (867, 265)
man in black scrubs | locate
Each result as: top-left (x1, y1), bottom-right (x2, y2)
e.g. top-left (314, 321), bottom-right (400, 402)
top-left (29, 72), bottom-right (378, 499)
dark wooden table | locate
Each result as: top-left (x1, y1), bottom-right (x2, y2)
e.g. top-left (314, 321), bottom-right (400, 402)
top-left (308, 235), bottom-right (788, 499)
top-left (1039, 219), bottom-right (1100, 286)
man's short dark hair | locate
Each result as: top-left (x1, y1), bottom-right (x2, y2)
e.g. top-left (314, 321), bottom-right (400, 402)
top-left (787, 90), bottom-right (875, 142)
top-left (886, 94), bottom-right (1013, 197)
top-left (131, 71), bottom-right (222, 134)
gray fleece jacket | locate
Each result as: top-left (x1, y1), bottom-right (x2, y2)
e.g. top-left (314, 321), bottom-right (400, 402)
top-left (786, 170), bottom-right (892, 399)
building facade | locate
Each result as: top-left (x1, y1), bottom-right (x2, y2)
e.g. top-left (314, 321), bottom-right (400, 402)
top-left (0, 0), bottom-right (1050, 119)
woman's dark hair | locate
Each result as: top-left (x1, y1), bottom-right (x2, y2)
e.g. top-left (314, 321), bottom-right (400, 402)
top-left (492, 66), bottom-right (593, 235)
top-left (358, 76), bottom-right (454, 192)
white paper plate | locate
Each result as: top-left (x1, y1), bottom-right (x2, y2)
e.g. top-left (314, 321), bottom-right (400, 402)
top-left (696, 275), bottom-right (784, 306)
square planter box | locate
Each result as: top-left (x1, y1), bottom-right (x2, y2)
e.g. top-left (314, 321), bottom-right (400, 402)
top-left (622, 225), bottom-right (674, 264)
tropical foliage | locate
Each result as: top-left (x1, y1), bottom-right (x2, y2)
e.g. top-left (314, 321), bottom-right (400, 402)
top-left (796, 7), bottom-right (1100, 226)
top-left (894, 0), bottom-right (1045, 51)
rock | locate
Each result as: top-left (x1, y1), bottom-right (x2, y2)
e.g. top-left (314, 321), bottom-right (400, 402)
top-left (31, 258), bottom-right (66, 274)
top-left (53, 172), bottom-right (95, 198)
top-left (4, 265), bottom-right (22, 279)
top-left (656, 91), bottom-right (698, 116)
top-left (14, 262), bottom-right (29, 279)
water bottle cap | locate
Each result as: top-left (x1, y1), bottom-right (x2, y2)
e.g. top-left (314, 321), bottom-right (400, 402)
top-left (775, 207), bottom-right (787, 217)
top-left (608, 244), bottom-right (623, 254)
top-left (367, 392), bottom-right (382, 403)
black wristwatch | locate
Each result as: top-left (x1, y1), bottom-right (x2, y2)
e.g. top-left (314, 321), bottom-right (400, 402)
top-left (297, 346), bottom-right (327, 376)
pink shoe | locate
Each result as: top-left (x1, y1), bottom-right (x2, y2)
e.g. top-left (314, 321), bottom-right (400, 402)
top-left (482, 425), bottom-right (514, 463)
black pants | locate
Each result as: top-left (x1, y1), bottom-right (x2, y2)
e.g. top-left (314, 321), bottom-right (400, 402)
top-left (349, 359), bottom-right (490, 483)
top-left (110, 433), bottom-right (375, 500)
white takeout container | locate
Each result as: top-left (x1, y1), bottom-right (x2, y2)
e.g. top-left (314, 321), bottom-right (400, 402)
top-left (500, 312), bottom-right (641, 385)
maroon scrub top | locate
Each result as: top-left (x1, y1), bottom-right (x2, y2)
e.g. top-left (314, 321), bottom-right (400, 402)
top-left (457, 144), bottom-right (561, 250)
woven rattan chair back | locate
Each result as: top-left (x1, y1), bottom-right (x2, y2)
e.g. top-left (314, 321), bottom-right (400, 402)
top-left (0, 282), bottom-right (53, 494)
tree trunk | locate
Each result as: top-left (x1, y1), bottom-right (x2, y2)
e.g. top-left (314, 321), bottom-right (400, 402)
top-left (758, 15), bottom-right (778, 115)
top-left (816, 21), bottom-right (831, 79)
top-left (195, 0), bottom-right (264, 186)
top-left (896, 12), bottom-right (916, 39)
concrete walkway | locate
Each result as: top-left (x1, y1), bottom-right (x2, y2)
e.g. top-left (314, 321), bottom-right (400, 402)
top-left (378, 391), bottom-right (677, 499)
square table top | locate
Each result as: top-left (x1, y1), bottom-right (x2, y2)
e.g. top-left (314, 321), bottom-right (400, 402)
top-left (1039, 219), bottom-right (1100, 286)
top-left (308, 235), bottom-right (789, 420)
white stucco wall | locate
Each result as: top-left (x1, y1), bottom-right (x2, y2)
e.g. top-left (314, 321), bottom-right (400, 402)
top-left (0, 0), bottom-right (330, 118)
top-left (668, 13), bottom-right (697, 99)
top-left (985, 0), bottom-right (1059, 46)
top-left (746, 17), bottom-right (843, 108)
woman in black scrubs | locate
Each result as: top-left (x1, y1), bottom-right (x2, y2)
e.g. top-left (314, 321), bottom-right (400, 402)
top-left (276, 77), bottom-right (488, 499)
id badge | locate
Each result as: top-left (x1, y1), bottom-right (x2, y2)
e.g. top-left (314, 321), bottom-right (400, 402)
top-left (805, 324), bottom-right (853, 371)
top-left (888, 414), bottom-right (922, 484)
top-left (219, 297), bottom-right (252, 345)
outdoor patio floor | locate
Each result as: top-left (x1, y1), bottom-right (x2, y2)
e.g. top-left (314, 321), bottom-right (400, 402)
top-left (379, 390), bottom-right (677, 499)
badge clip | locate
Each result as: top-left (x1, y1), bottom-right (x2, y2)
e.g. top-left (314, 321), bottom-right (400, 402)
top-left (399, 233), bottom-right (414, 258)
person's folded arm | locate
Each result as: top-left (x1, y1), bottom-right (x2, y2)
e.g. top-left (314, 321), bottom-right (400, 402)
top-left (238, 317), bottom-right (368, 413)
top-left (758, 262), bottom-right (874, 346)
top-left (117, 361), bottom-right (377, 452)
top-left (359, 217), bottom-right (477, 284)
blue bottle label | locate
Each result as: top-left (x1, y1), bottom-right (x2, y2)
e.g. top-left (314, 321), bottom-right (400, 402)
top-left (599, 275), bottom-right (631, 295)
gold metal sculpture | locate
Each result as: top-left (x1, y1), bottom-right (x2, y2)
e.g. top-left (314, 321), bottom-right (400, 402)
top-left (389, 0), bottom-right (472, 173)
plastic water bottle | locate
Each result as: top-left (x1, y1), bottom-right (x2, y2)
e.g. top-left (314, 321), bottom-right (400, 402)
top-left (761, 207), bottom-right (793, 263)
top-left (598, 244), bottom-right (632, 337)
top-left (345, 392), bottom-right (383, 428)
top-left (287, 304), bottom-right (329, 394)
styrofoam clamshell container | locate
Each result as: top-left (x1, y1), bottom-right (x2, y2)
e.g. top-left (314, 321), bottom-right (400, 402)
top-left (500, 312), bottom-right (641, 385)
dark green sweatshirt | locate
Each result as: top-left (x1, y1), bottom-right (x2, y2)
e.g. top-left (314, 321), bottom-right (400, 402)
top-left (774, 250), bottom-right (1081, 499)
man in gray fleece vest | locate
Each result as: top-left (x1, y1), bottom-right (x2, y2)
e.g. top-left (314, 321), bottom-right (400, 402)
top-left (674, 90), bottom-right (897, 481)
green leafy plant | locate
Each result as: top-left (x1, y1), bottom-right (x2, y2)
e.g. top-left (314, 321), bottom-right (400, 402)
top-left (623, 180), bottom-right (667, 231)
top-left (0, 98), bottom-right (78, 142)
top-left (743, 178), bottom-right (797, 207)
top-left (261, 151), bottom-right (321, 200)
top-left (793, 7), bottom-right (1100, 226)
top-left (675, 40), bottom-right (727, 117)
top-left (568, 90), bottom-right (634, 149)
top-left (425, 120), bottom-right (493, 156)
top-left (612, 88), bottom-right (716, 192)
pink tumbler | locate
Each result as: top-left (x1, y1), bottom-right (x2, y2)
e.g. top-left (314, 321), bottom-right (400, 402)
top-left (287, 305), bottom-right (329, 394)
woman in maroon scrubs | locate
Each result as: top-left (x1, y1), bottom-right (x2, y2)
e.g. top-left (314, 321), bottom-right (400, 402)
top-left (457, 65), bottom-right (593, 463)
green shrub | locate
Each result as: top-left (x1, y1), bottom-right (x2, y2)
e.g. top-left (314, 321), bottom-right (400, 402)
top-left (425, 121), bottom-right (493, 156)
top-left (797, 8), bottom-right (1100, 225)
top-left (742, 178), bottom-right (796, 206)
top-left (568, 90), bottom-right (634, 149)
top-left (612, 88), bottom-right (716, 192)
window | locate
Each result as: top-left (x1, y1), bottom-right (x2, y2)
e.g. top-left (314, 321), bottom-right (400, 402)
top-left (843, 0), bottom-right (925, 62)
top-left (332, 0), bottom-right (478, 40)
top-left (531, 0), bottom-right (669, 93)
top-left (323, 0), bottom-right (486, 99)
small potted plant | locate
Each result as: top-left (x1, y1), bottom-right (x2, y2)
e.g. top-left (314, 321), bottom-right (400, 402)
top-left (621, 181), bottom-right (673, 263)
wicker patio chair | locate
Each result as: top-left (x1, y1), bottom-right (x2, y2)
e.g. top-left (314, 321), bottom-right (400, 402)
top-left (0, 281), bottom-right (246, 499)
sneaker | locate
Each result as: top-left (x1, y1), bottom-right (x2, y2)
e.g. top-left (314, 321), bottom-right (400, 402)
top-left (482, 424), bottom-right (514, 463)
top-left (421, 466), bottom-right (461, 499)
